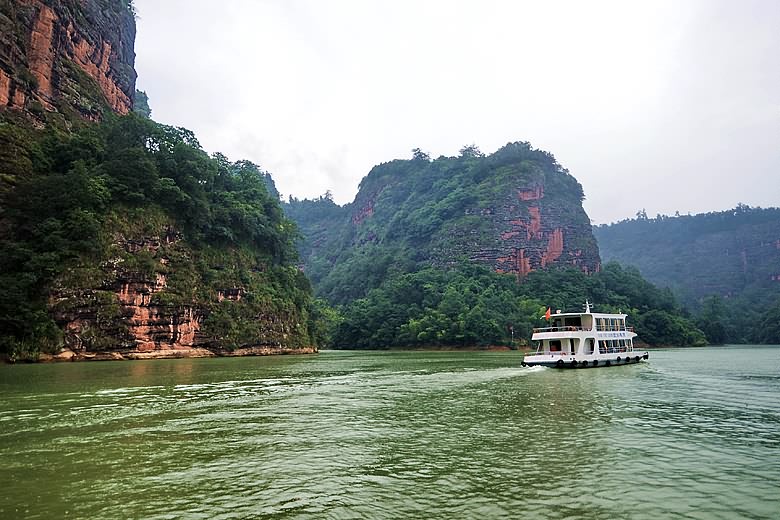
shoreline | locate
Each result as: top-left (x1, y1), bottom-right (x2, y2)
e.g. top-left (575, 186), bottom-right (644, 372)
top-left (330, 345), bottom-right (524, 353)
top-left (6, 346), bottom-right (319, 364)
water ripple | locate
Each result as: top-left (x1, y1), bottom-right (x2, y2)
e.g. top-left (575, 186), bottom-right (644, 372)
top-left (1, 347), bottom-right (779, 519)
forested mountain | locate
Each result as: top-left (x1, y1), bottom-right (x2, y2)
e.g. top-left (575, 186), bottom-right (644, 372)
top-left (594, 206), bottom-right (780, 343)
top-left (285, 145), bottom-right (707, 348)
top-left (0, 114), bottom-right (319, 362)
top-left (0, 0), bottom-right (318, 361)
top-left (285, 143), bottom-right (601, 305)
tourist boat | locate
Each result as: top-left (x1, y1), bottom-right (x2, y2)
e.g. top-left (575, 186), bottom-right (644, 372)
top-left (522, 302), bottom-right (649, 368)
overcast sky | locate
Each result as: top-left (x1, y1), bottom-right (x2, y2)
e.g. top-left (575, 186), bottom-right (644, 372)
top-left (134, 0), bottom-right (779, 224)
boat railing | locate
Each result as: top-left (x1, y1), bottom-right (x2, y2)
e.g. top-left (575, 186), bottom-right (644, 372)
top-left (595, 326), bottom-right (635, 332)
top-left (532, 326), bottom-right (588, 333)
top-left (530, 346), bottom-right (636, 355)
top-left (530, 350), bottom-right (570, 356)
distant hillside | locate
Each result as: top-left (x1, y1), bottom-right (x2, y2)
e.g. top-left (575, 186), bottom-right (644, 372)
top-left (285, 142), bottom-right (601, 305)
top-left (594, 206), bottom-right (780, 343)
top-left (594, 206), bottom-right (780, 304)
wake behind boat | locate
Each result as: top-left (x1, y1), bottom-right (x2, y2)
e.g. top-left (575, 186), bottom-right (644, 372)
top-left (522, 302), bottom-right (649, 368)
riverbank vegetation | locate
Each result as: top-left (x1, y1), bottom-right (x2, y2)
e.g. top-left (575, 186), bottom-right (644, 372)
top-left (0, 113), bottom-right (317, 361)
top-left (328, 262), bottom-right (707, 349)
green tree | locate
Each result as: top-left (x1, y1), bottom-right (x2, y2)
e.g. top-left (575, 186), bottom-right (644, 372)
top-left (133, 89), bottom-right (152, 118)
top-left (696, 296), bottom-right (727, 344)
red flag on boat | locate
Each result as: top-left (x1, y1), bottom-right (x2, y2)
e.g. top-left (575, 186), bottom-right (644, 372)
top-left (544, 307), bottom-right (551, 321)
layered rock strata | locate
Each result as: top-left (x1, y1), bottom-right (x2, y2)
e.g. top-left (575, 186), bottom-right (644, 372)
top-left (48, 229), bottom-right (316, 361)
top-left (0, 0), bottom-right (136, 120)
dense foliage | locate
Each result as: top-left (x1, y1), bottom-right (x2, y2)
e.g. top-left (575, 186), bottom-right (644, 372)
top-left (133, 89), bottom-right (151, 118)
top-left (330, 262), bottom-right (706, 349)
top-left (0, 114), bottom-right (315, 360)
top-left (285, 142), bottom-right (597, 305)
top-left (595, 206), bottom-right (780, 343)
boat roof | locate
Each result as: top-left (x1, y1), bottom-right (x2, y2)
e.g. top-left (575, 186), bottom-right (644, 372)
top-left (549, 303), bottom-right (627, 319)
top-left (552, 312), bottom-right (627, 318)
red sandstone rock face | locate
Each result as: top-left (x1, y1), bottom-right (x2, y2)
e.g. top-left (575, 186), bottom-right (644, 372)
top-left (49, 226), bottom-right (306, 357)
top-left (0, 70), bottom-right (11, 106)
top-left (0, 0), bottom-right (136, 119)
top-left (541, 228), bottom-right (564, 267)
top-left (51, 232), bottom-right (194, 354)
top-left (26, 2), bottom-right (57, 108)
top-left (483, 181), bottom-right (599, 278)
top-left (116, 275), bottom-right (203, 352)
top-left (517, 185), bottom-right (544, 201)
top-left (352, 200), bottom-right (375, 225)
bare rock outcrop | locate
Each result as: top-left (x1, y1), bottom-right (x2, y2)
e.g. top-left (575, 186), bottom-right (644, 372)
top-left (0, 0), bottom-right (136, 121)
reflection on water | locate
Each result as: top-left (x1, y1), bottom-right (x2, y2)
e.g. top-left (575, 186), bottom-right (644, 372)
top-left (1, 347), bottom-right (779, 519)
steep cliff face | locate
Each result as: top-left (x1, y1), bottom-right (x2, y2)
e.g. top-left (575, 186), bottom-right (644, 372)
top-left (285, 142), bottom-right (601, 304)
top-left (0, 0), bottom-right (136, 122)
top-left (47, 226), bottom-right (315, 361)
top-left (441, 175), bottom-right (599, 278)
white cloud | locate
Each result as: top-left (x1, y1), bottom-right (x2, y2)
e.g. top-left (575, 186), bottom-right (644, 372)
top-left (134, 0), bottom-right (780, 223)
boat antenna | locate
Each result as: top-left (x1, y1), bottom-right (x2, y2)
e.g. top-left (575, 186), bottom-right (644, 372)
top-left (584, 300), bottom-right (592, 313)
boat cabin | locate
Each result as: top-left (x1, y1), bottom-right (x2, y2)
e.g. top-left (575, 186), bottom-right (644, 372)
top-left (532, 310), bottom-right (635, 356)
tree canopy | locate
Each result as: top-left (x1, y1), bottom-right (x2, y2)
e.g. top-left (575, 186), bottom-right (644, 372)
top-left (0, 113), bottom-right (313, 360)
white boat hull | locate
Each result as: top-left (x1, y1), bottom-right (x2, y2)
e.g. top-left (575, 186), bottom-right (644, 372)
top-left (522, 352), bottom-right (649, 368)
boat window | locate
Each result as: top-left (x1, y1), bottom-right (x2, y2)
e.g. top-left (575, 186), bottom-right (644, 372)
top-left (564, 317), bottom-right (582, 329)
top-left (597, 318), bottom-right (604, 331)
top-left (550, 340), bottom-right (562, 351)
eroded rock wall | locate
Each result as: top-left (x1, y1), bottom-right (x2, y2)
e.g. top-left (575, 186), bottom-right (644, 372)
top-left (489, 185), bottom-right (599, 278)
top-left (49, 228), bottom-right (314, 360)
top-left (0, 0), bottom-right (136, 121)
top-left (428, 178), bottom-right (600, 279)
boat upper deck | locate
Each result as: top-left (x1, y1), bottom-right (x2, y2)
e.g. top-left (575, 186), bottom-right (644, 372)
top-left (532, 310), bottom-right (634, 335)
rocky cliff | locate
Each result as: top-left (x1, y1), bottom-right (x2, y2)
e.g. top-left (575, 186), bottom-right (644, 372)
top-left (285, 142), bottom-right (601, 304)
top-left (0, 2), bottom-right (321, 363)
top-left (0, 0), bottom-right (136, 123)
top-left (47, 224), bottom-right (316, 361)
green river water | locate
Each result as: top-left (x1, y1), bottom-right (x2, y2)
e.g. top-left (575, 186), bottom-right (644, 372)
top-left (1, 346), bottom-right (779, 519)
